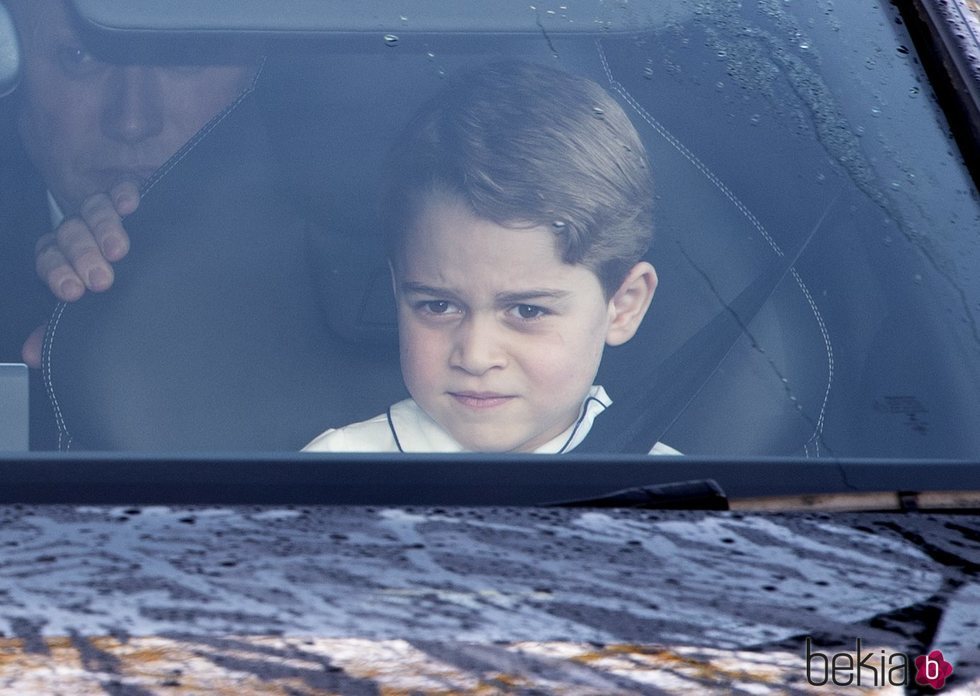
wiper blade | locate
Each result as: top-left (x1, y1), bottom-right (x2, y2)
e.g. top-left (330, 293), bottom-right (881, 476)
top-left (546, 478), bottom-right (729, 510)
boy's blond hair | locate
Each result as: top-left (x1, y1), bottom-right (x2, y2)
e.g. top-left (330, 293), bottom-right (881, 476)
top-left (384, 60), bottom-right (653, 297)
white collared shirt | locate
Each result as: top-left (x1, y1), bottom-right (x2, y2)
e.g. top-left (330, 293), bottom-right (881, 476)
top-left (303, 385), bottom-right (680, 455)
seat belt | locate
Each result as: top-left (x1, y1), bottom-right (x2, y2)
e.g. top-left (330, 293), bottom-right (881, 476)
top-left (574, 196), bottom-right (839, 454)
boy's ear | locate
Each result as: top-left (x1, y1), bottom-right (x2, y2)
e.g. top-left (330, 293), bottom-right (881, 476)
top-left (605, 261), bottom-right (657, 347)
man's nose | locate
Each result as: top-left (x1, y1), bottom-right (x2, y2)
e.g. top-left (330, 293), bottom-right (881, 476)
top-left (102, 66), bottom-right (165, 144)
top-left (449, 316), bottom-right (508, 375)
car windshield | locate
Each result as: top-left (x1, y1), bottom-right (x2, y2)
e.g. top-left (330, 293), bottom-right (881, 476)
top-left (1, 0), bottom-right (978, 465)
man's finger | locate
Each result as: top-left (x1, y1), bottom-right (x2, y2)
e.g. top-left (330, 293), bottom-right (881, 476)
top-left (35, 233), bottom-right (85, 302)
top-left (80, 191), bottom-right (130, 263)
top-left (54, 217), bottom-right (115, 293)
top-left (21, 324), bottom-right (46, 370)
top-left (109, 179), bottom-right (140, 217)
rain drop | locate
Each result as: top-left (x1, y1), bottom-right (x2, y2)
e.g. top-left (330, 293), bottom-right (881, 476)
top-left (749, 113), bottom-right (761, 125)
top-left (870, 106), bottom-right (882, 117)
top-left (383, 34), bottom-right (399, 47)
top-left (913, 273), bottom-right (923, 284)
top-left (643, 66), bottom-right (654, 79)
top-left (552, 220), bottom-right (567, 230)
top-left (889, 181), bottom-right (901, 190)
top-left (715, 80), bottom-right (725, 91)
top-left (798, 40), bottom-right (810, 50)
top-left (908, 86), bottom-right (920, 97)
top-left (816, 172), bottom-right (826, 184)
top-left (592, 106), bottom-right (605, 118)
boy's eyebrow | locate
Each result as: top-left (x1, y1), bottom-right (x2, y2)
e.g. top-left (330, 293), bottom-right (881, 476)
top-left (399, 283), bottom-right (571, 303)
top-left (496, 289), bottom-right (571, 303)
top-left (399, 282), bottom-right (456, 296)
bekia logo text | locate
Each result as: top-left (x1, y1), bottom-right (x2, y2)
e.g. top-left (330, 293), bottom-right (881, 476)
top-left (805, 637), bottom-right (953, 689)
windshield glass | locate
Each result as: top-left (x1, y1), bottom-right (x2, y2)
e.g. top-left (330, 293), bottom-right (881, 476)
top-left (1, 0), bottom-right (978, 461)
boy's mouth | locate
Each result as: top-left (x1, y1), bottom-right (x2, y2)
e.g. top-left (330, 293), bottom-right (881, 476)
top-left (448, 392), bottom-right (515, 409)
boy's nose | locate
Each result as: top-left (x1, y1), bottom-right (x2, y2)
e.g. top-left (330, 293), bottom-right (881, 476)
top-left (101, 66), bottom-right (165, 144)
top-left (449, 316), bottom-right (508, 375)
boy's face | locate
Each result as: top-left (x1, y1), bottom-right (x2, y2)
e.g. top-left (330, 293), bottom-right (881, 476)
top-left (393, 190), bottom-right (655, 452)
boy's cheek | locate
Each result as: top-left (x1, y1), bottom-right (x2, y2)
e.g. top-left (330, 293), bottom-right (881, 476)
top-left (398, 323), bottom-right (445, 383)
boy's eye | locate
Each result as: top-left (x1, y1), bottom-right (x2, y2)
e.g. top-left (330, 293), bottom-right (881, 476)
top-left (417, 300), bottom-right (459, 315)
top-left (510, 304), bottom-right (547, 320)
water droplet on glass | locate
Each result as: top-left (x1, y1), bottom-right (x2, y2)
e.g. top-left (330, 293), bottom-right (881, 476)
top-left (592, 106), bottom-right (605, 118)
top-left (816, 172), bottom-right (826, 183)
top-left (643, 66), bottom-right (654, 79)
top-left (855, 125), bottom-right (865, 136)
top-left (547, 9), bottom-right (556, 14)
top-left (870, 106), bottom-right (881, 117)
top-left (798, 40), bottom-right (810, 50)
top-left (426, 51), bottom-right (435, 59)
top-left (717, 49), bottom-right (728, 59)
top-left (715, 80), bottom-right (725, 91)
top-left (865, 57), bottom-right (877, 70)
top-left (552, 220), bottom-right (567, 230)
top-left (883, 235), bottom-right (893, 246)
top-left (749, 113), bottom-right (761, 125)
top-left (913, 273), bottom-right (923, 284)
top-left (383, 34), bottom-right (399, 47)
top-left (889, 181), bottom-right (901, 190)
top-left (399, 15), bottom-right (408, 22)
top-left (908, 86), bottom-right (920, 97)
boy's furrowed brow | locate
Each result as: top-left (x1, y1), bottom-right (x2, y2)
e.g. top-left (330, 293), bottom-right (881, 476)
top-left (496, 289), bottom-right (571, 303)
top-left (400, 282), bottom-right (455, 297)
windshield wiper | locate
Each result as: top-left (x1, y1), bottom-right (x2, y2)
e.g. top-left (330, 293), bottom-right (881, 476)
top-left (548, 479), bottom-right (980, 512)
top-left (545, 479), bottom-right (729, 510)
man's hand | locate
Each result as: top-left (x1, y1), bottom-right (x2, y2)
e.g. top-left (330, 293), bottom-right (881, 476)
top-left (35, 180), bottom-right (139, 302)
top-left (21, 324), bottom-right (45, 370)
top-left (23, 181), bottom-right (139, 368)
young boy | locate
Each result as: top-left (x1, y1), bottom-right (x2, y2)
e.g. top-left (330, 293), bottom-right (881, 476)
top-left (304, 61), bottom-right (677, 454)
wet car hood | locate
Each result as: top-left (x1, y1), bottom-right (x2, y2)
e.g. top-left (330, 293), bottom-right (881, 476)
top-left (0, 504), bottom-right (975, 692)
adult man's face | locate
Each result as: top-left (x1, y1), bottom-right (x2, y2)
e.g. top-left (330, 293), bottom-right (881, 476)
top-left (12, 1), bottom-right (254, 214)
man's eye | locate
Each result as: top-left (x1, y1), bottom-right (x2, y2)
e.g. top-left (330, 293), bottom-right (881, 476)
top-left (510, 304), bottom-right (547, 320)
top-left (57, 46), bottom-right (100, 76)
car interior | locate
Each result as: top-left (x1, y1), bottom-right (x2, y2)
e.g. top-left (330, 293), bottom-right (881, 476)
top-left (4, 1), bottom-right (980, 461)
